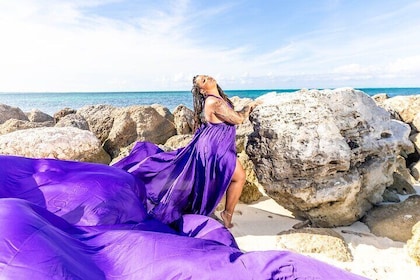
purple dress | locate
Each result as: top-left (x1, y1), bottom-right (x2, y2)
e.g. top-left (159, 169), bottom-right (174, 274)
top-left (113, 95), bottom-right (237, 224)
top-left (0, 97), bottom-right (368, 279)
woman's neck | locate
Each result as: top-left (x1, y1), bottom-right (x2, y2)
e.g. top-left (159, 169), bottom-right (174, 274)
top-left (205, 89), bottom-right (220, 97)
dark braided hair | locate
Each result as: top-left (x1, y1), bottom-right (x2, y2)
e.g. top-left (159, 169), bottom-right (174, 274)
top-left (191, 75), bottom-right (234, 131)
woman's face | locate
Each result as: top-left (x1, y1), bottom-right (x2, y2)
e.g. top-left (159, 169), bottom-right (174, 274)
top-left (194, 75), bottom-right (217, 93)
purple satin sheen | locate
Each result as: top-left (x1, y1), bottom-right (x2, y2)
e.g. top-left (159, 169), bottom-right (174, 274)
top-left (113, 122), bottom-right (238, 224)
top-left (0, 155), bottom-right (368, 279)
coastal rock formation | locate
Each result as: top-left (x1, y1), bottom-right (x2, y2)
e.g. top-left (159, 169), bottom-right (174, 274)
top-left (0, 104), bottom-right (28, 124)
top-left (362, 195), bottom-right (420, 242)
top-left (376, 95), bottom-right (420, 130)
top-left (0, 127), bottom-right (110, 164)
top-left (276, 228), bottom-right (353, 262)
top-left (103, 105), bottom-right (176, 158)
top-left (247, 88), bottom-right (413, 227)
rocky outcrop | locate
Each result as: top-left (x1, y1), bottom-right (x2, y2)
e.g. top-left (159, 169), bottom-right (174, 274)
top-left (0, 104), bottom-right (28, 124)
top-left (362, 195), bottom-right (420, 242)
top-left (103, 106), bottom-right (176, 158)
top-left (376, 95), bottom-right (420, 130)
top-left (0, 127), bottom-right (110, 164)
top-left (247, 88), bottom-right (413, 227)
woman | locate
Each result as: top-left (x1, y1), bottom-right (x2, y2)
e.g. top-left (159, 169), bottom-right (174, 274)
top-left (113, 75), bottom-right (259, 228)
top-left (191, 75), bottom-right (258, 227)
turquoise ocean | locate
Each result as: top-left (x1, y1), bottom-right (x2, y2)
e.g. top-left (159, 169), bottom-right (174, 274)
top-left (0, 88), bottom-right (419, 116)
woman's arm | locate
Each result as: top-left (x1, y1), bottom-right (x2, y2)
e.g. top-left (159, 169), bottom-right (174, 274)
top-left (212, 99), bottom-right (255, 125)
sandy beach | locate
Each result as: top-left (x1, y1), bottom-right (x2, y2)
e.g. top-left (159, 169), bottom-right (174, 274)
top-left (221, 185), bottom-right (420, 280)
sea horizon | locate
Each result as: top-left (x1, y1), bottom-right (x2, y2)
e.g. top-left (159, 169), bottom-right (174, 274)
top-left (1, 87), bottom-right (419, 116)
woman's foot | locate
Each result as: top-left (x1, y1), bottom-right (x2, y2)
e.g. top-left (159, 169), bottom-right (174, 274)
top-left (221, 210), bottom-right (233, 228)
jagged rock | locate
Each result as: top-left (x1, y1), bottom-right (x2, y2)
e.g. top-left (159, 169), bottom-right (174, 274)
top-left (276, 228), bottom-right (353, 262)
top-left (363, 195), bottom-right (420, 242)
top-left (77, 105), bottom-right (116, 143)
top-left (0, 127), bottom-right (110, 164)
top-left (53, 108), bottom-right (77, 123)
top-left (0, 104), bottom-right (28, 124)
top-left (103, 105), bottom-right (176, 158)
top-left (247, 88), bottom-right (413, 227)
top-left (0, 119), bottom-right (54, 135)
top-left (232, 96), bottom-right (254, 153)
top-left (55, 114), bottom-right (89, 130)
top-left (173, 105), bottom-right (194, 135)
top-left (407, 221), bottom-right (420, 266)
top-left (26, 109), bottom-right (54, 123)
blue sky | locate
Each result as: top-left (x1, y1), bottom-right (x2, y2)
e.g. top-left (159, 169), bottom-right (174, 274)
top-left (1, 0), bottom-right (419, 92)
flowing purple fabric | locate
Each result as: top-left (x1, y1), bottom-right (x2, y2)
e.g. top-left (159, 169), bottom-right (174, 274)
top-left (113, 121), bottom-right (237, 225)
top-left (0, 154), bottom-right (368, 279)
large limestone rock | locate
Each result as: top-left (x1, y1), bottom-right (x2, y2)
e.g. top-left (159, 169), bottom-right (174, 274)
top-left (103, 105), bottom-right (176, 158)
top-left (0, 127), bottom-right (110, 164)
top-left (0, 104), bottom-right (28, 124)
top-left (247, 88), bottom-right (413, 227)
top-left (173, 105), bottom-right (194, 135)
top-left (377, 95), bottom-right (420, 130)
top-left (26, 109), bottom-right (54, 123)
top-left (77, 105), bottom-right (116, 143)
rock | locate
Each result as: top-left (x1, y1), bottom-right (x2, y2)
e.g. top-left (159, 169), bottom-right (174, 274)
top-left (276, 228), bottom-right (353, 262)
top-left (387, 172), bottom-right (416, 195)
top-left (77, 105), bottom-right (116, 143)
top-left (0, 104), bottom-right (28, 124)
top-left (382, 189), bottom-right (400, 203)
top-left (151, 104), bottom-right (174, 123)
top-left (247, 88), bottom-right (413, 227)
top-left (407, 221), bottom-right (420, 266)
top-left (53, 108), bottom-right (77, 123)
top-left (103, 105), bottom-right (176, 158)
top-left (411, 161), bottom-right (420, 181)
top-left (238, 151), bottom-right (263, 203)
top-left (0, 119), bottom-right (54, 135)
top-left (377, 95), bottom-right (420, 129)
top-left (173, 105), bottom-right (194, 135)
top-left (371, 93), bottom-right (389, 103)
top-left (232, 96), bottom-right (255, 153)
top-left (26, 109), bottom-right (54, 123)
top-left (411, 133), bottom-right (420, 154)
top-left (0, 127), bottom-right (110, 164)
top-left (413, 113), bottom-right (420, 133)
top-left (55, 114), bottom-right (89, 130)
top-left (164, 134), bottom-right (193, 150)
top-left (363, 195), bottom-right (420, 242)
top-left (394, 155), bottom-right (418, 185)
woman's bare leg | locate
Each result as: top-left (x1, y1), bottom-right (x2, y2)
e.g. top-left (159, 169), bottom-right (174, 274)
top-left (221, 158), bottom-right (246, 228)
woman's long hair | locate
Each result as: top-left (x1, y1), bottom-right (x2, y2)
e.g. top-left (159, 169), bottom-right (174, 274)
top-left (191, 76), bottom-right (234, 132)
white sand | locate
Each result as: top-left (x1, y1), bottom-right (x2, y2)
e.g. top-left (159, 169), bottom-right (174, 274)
top-left (221, 186), bottom-right (420, 280)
